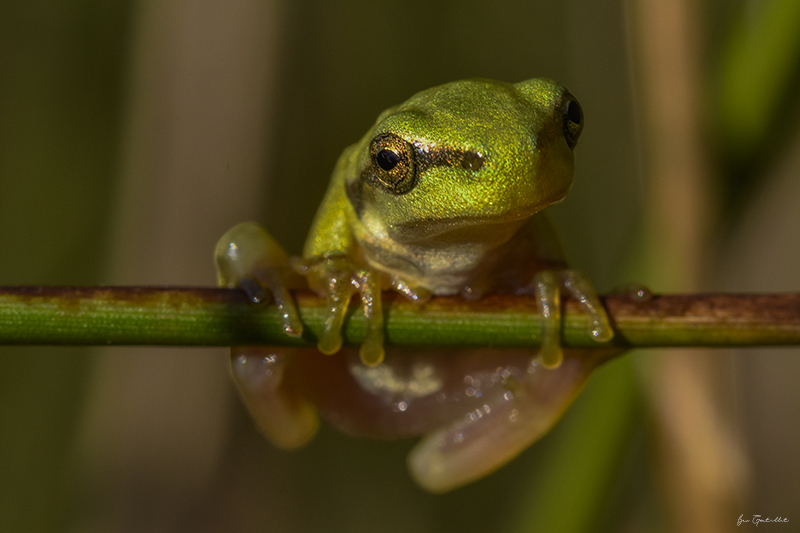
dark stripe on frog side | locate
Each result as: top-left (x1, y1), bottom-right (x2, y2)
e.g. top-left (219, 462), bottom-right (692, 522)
top-left (347, 147), bottom-right (485, 218)
top-left (416, 146), bottom-right (485, 172)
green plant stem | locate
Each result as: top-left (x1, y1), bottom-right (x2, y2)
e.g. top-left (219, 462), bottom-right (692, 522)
top-left (0, 287), bottom-right (798, 348)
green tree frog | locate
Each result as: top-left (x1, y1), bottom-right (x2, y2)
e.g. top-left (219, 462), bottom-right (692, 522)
top-left (215, 78), bottom-right (615, 493)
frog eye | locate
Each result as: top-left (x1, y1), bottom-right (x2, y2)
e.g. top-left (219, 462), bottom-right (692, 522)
top-left (369, 134), bottom-right (417, 194)
top-left (561, 93), bottom-right (583, 149)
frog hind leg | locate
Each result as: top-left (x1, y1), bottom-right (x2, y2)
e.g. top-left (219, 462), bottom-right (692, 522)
top-left (406, 352), bottom-right (594, 493)
top-left (229, 346), bottom-right (319, 449)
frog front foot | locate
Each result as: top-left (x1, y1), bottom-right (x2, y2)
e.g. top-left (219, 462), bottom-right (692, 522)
top-left (215, 222), bottom-right (304, 338)
top-left (531, 270), bottom-right (614, 369)
top-left (292, 256), bottom-right (387, 367)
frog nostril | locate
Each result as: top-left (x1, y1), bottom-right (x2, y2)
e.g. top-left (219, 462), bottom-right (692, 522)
top-left (461, 152), bottom-right (484, 171)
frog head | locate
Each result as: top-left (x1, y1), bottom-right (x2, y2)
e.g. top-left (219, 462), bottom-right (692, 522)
top-left (344, 78), bottom-right (583, 246)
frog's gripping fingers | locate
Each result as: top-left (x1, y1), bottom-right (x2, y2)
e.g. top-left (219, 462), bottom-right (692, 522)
top-left (215, 222), bottom-right (303, 338)
top-left (355, 270), bottom-right (385, 367)
top-left (533, 270), bottom-right (563, 369)
top-left (254, 267), bottom-right (303, 337)
top-left (237, 277), bottom-right (270, 304)
top-left (318, 273), bottom-right (354, 355)
top-left (560, 270), bottom-right (614, 343)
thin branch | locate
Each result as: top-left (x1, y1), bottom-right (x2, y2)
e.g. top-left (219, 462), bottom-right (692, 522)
top-left (0, 287), bottom-right (799, 348)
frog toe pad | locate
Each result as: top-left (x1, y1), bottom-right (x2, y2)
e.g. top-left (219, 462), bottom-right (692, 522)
top-left (230, 347), bottom-right (318, 449)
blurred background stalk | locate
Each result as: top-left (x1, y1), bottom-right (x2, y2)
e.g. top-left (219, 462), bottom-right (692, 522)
top-left (1, 0), bottom-right (799, 532)
top-left (627, 1), bottom-right (740, 533)
top-left (0, 3), bottom-right (129, 532)
top-left (72, 1), bottom-right (284, 531)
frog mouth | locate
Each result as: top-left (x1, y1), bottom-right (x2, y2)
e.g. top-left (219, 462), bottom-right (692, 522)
top-left (388, 208), bottom-right (540, 244)
top-left (383, 177), bottom-right (571, 244)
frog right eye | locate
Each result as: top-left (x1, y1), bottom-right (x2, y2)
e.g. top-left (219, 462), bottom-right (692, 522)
top-left (369, 134), bottom-right (417, 194)
top-left (561, 93), bottom-right (583, 149)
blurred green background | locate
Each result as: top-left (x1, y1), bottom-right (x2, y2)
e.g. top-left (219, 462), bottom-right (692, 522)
top-left (1, 0), bottom-right (799, 531)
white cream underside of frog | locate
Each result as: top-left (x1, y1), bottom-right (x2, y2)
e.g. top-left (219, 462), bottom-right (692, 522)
top-left (353, 202), bottom-right (528, 296)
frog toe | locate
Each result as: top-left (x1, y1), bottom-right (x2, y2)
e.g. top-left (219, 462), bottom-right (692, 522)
top-left (230, 347), bottom-right (318, 449)
top-left (299, 259), bottom-right (387, 363)
top-left (535, 340), bottom-right (564, 370)
top-left (530, 269), bottom-right (614, 369)
top-left (561, 270), bottom-right (614, 343)
top-left (533, 270), bottom-right (564, 368)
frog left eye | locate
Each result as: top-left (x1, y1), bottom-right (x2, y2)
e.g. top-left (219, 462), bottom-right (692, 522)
top-left (369, 134), bottom-right (417, 194)
top-left (561, 93), bottom-right (583, 149)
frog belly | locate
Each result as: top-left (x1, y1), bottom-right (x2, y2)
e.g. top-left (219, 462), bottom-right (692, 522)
top-left (284, 347), bottom-right (593, 440)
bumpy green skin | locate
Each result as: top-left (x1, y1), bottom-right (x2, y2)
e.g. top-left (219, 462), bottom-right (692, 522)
top-left (215, 78), bottom-right (614, 493)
